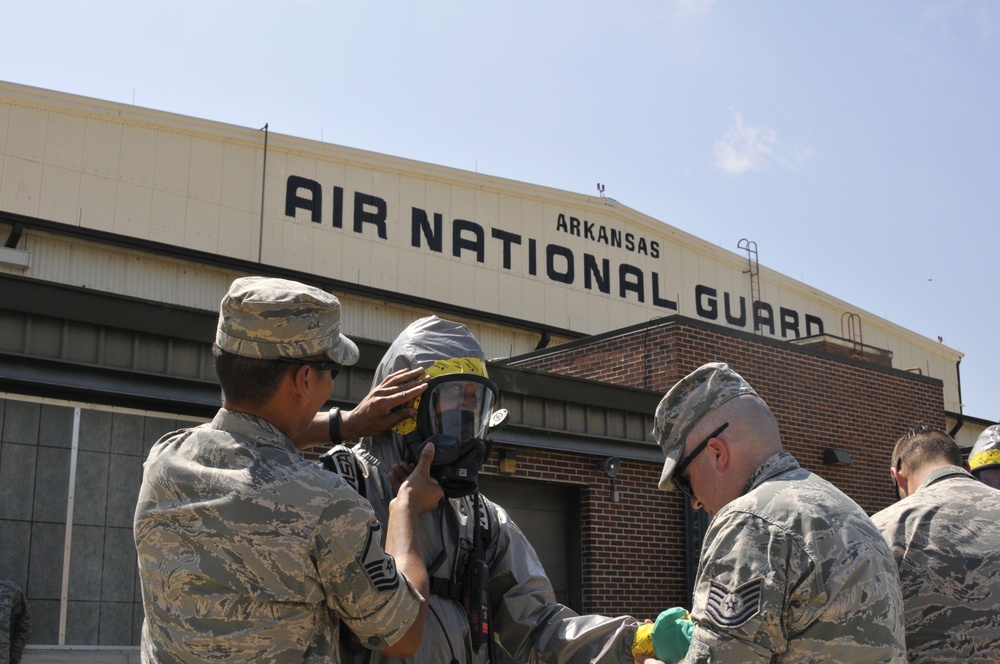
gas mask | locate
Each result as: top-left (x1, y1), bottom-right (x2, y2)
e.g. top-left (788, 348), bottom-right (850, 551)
top-left (397, 359), bottom-right (500, 498)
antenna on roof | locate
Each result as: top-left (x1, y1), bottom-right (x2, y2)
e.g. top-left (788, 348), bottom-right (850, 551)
top-left (596, 182), bottom-right (605, 198)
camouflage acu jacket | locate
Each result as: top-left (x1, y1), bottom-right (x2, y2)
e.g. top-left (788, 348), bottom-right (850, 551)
top-left (871, 465), bottom-right (1000, 661)
top-left (133, 409), bottom-right (422, 663)
top-left (686, 452), bottom-right (907, 663)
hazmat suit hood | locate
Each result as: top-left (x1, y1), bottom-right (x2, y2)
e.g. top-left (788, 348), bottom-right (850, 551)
top-left (359, 315), bottom-right (489, 469)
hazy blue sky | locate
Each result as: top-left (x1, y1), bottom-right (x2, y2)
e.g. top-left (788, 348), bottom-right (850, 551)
top-left (3, 1), bottom-right (997, 421)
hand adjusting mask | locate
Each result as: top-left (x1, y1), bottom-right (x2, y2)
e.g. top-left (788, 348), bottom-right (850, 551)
top-left (399, 362), bottom-right (499, 498)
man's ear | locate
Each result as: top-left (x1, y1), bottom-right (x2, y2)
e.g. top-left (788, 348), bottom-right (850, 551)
top-left (708, 436), bottom-right (729, 472)
top-left (287, 364), bottom-right (312, 401)
top-left (890, 466), bottom-right (908, 495)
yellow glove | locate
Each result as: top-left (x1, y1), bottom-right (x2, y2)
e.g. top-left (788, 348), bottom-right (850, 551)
top-left (632, 622), bottom-right (656, 657)
top-left (631, 608), bottom-right (694, 663)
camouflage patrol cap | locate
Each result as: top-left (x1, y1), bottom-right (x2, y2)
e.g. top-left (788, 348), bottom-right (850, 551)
top-left (970, 424), bottom-right (1000, 475)
top-left (653, 362), bottom-right (757, 491)
top-left (215, 276), bottom-right (359, 365)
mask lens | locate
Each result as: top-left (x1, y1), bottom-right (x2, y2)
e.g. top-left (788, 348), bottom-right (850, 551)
top-left (428, 380), bottom-right (496, 442)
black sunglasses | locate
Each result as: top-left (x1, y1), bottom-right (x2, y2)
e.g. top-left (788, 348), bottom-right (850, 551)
top-left (280, 358), bottom-right (342, 379)
top-left (673, 422), bottom-right (730, 500)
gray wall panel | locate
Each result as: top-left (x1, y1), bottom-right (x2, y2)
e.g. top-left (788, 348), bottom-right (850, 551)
top-left (0, 519), bottom-right (30, 583)
top-left (0, 441), bottom-right (36, 519)
top-left (110, 413), bottom-right (143, 457)
top-left (39, 403), bottom-right (74, 448)
top-left (28, 522), bottom-right (65, 598)
top-left (106, 454), bottom-right (141, 529)
top-left (79, 409), bottom-right (112, 453)
top-left (99, 601), bottom-right (133, 646)
top-left (66, 599), bottom-right (100, 645)
top-left (67, 524), bottom-right (103, 599)
top-left (33, 446), bottom-right (69, 523)
top-left (101, 527), bottom-right (135, 602)
top-left (73, 450), bottom-right (110, 527)
top-left (3, 399), bottom-right (40, 444)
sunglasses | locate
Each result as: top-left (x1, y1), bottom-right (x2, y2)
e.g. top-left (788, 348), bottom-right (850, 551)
top-left (280, 358), bottom-right (342, 379)
top-left (673, 422), bottom-right (730, 500)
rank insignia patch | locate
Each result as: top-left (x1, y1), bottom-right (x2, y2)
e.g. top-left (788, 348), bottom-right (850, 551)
top-left (359, 523), bottom-right (399, 592)
top-left (705, 577), bottom-right (762, 627)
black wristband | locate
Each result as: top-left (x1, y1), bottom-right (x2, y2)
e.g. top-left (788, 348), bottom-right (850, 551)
top-left (328, 407), bottom-right (343, 443)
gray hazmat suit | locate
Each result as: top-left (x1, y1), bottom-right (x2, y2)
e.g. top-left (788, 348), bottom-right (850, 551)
top-left (328, 316), bottom-right (641, 664)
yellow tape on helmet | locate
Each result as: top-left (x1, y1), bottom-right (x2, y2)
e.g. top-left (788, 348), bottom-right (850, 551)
top-left (392, 357), bottom-right (488, 436)
top-left (970, 448), bottom-right (1000, 470)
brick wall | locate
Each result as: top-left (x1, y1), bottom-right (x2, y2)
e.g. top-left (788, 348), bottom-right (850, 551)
top-left (482, 444), bottom-right (688, 617)
top-left (511, 317), bottom-right (944, 514)
top-left (504, 316), bottom-right (944, 614)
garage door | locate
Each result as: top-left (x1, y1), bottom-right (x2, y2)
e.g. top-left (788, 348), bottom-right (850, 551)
top-left (478, 475), bottom-right (582, 611)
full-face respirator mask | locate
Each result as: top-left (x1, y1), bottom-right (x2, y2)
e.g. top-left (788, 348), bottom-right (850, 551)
top-left (395, 358), bottom-right (504, 498)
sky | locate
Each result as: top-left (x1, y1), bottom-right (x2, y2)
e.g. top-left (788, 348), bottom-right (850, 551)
top-left (2, 1), bottom-right (997, 421)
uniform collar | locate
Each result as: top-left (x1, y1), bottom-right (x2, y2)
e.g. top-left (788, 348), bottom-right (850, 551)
top-left (741, 451), bottom-right (800, 496)
top-left (213, 408), bottom-right (297, 453)
top-left (918, 464), bottom-right (974, 491)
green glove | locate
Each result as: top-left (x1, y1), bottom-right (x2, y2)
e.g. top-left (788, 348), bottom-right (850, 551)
top-left (650, 607), bottom-right (694, 664)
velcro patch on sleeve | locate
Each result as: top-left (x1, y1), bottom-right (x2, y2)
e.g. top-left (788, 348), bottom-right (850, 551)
top-left (359, 523), bottom-right (400, 592)
top-left (705, 577), bottom-right (762, 628)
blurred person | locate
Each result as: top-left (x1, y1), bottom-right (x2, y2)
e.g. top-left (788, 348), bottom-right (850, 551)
top-left (871, 425), bottom-right (1000, 661)
top-left (134, 276), bottom-right (444, 663)
top-left (317, 316), bottom-right (643, 664)
top-left (0, 578), bottom-right (30, 664)
top-left (969, 424), bottom-right (1000, 489)
top-left (637, 362), bottom-right (906, 664)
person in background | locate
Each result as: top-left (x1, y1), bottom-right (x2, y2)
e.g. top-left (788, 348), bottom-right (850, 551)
top-left (637, 362), bottom-right (906, 664)
top-left (134, 276), bottom-right (444, 663)
top-left (871, 424), bottom-right (1000, 660)
top-left (0, 578), bottom-right (30, 664)
top-left (316, 315), bottom-right (643, 664)
top-left (969, 423), bottom-right (1000, 489)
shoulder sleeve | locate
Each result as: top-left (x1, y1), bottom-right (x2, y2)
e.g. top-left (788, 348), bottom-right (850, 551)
top-left (687, 508), bottom-right (813, 663)
top-left (485, 500), bottom-right (640, 664)
top-left (312, 485), bottom-right (423, 651)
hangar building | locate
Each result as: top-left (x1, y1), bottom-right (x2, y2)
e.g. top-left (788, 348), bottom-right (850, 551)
top-left (0, 81), bottom-right (990, 660)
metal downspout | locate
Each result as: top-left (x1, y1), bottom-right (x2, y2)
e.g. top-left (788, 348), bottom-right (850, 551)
top-left (948, 358), bottom-right (964, 438)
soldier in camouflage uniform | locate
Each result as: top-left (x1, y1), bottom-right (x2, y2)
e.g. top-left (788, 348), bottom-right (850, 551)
top-left (0, 579), bottom-right (30, 664)
top-left (871, 425), bottom-right (1000, 661)
top-left (134, 276), bottom-right (444, 663)
top-left (638, 362), bottom-right (906, 664)
top-left (316, 316), bottom-right (643, 664)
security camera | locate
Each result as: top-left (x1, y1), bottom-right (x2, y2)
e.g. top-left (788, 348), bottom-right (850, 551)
top-left (597, 457), bottom-right (620, 478)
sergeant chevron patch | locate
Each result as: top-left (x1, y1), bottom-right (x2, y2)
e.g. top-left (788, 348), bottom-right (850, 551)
top-left (705, 577), bottom-right (762, 627)
top-left (359, 523), bottom-right (399, 592)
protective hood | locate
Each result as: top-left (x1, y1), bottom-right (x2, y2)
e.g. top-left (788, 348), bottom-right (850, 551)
top-left (359, 316), bottom-right (490, 469)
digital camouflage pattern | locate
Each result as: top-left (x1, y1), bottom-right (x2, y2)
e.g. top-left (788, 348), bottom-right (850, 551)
top-left (215, 276), bottom-right (359, 365)
top-left (0, 579), bottom-right (31, 664)
top-left (652, 363), bottom-right (757, 491)
top-left (331, 315), bottom-right (641, 664)
top-left (871, 465), bottom-right (1000, 661)
top-left (134, 409), bottom-right (422, 663)
top-left (686, 452), bottom-right (907, 663)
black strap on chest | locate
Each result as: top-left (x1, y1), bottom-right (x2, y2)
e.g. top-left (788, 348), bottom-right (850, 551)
top-left (428, 494), bottom-right (496, 662)
top-left (318, 446), bottom-right (366, 499)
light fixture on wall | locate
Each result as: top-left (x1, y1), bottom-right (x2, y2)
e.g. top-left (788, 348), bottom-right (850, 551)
top-left (1, 224), bottom-right (31, 269)
top-left (0, 247), bottom-right (30, 269)
top-left (498, 449), bottom-right (517, 476)
top-left (822, 447), bottom-right (855, 466)
top-left (597, 456), bottom-right (621, 502)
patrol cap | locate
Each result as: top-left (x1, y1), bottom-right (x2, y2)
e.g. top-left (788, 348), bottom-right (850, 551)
top-left (653, 362), bottom-right (757, 491)
top-left (215, 276), bottom-right (359, 365)
top-left (970, 424), bottom-right (1000, 475)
